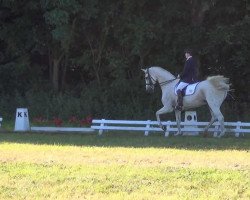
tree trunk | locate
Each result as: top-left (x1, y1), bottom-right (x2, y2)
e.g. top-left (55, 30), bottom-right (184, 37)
top-left (52, 54), bottom-right (64, 92)
top-left (189, 0), bottom-right (213, 26)
top-left (52, 58), bottom-right (60, 92)
top-left (48, 48), bottom-right (53, 85)
top-left (60, 18), bottom-right (77, 91)
top-left (246, 0), bottom-right (250, 18)
top-left (61, 59), bottom-right (67, 92)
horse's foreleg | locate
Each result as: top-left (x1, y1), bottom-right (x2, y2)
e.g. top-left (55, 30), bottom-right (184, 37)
top-left (156, 106), bottom-right (173, 131)
top-left (174, 110), bottom-right (182, 136)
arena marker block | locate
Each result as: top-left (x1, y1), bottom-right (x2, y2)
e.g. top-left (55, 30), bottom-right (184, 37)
top-left (14, 108), bottom-right (30, 131)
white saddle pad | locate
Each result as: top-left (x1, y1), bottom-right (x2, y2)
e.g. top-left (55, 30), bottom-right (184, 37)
top-left (175, 82), bottom-right (200, 96)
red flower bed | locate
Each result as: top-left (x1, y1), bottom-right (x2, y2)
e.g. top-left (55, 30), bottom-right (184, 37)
top-left (32, 115), bottom-right (93, 127)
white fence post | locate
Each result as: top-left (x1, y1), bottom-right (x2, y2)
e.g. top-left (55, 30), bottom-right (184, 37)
top-left (98, 119), bottom-right (105, 136)
top-left (144, 120), bottom-right (151, 136)
top-left (235, 121), bottom-right (241, 137)
top-left (164, 121), bottom-right (171, 137)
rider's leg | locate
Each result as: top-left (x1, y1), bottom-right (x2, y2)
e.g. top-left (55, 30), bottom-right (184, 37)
top-left (175, 82), bottom-right (188, 111)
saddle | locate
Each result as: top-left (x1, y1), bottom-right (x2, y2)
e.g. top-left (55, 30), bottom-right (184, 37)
top-left (174, 82), bottom-right (200, 96)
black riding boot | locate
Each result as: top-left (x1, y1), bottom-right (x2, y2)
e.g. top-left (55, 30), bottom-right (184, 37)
top-left (175, 89), bottom-right (183, 111)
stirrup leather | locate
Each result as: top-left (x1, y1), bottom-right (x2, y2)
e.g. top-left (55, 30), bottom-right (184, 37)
top-left (174, 105), bottom-right (182, 111)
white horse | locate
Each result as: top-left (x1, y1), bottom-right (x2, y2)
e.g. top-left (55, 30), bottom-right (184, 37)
top-left (142, 66), bottom-right (230, 137)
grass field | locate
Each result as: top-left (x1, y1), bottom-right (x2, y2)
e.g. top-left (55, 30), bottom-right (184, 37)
top-left (0, 131), bottom-right (249, 200)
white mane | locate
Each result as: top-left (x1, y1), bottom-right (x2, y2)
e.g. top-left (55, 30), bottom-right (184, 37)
top-left (149, 66), bottom-right (176, 79)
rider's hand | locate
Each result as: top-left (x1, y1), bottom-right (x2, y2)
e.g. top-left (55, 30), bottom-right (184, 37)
top-left (177, 74), bottom-right (180, 79)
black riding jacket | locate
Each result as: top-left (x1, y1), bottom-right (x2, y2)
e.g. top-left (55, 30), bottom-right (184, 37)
top-left (180, 57), bottom-right (198, 84)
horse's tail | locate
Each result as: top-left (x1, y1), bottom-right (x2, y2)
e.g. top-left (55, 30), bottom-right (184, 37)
top-left (207, 75), bottom-right (230, 91)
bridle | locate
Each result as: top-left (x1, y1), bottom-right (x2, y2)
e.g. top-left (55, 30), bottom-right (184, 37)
top-left (145, 68), bottom-right (177, 88)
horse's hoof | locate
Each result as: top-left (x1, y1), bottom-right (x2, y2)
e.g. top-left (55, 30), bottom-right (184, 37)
top-left (164, 132), bottom-right (170, 137)
top-left (162, 125), bottom-right (167, 131)
top-left (217, 133), bottom-right (225, 138)
top-left (174, 132), bottom-right (182, 136)
top-left (203, 131), bottom-right (209, 138)
top-left (217, 134), bottom-right (221, 138)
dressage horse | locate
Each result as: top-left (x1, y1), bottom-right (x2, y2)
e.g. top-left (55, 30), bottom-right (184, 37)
top-left (142, 66), bottom-right (230, 137)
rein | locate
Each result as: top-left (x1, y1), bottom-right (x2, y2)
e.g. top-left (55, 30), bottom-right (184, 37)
top-left (158, 78), bottom-right (177, 86)
top-left (146, 68), bottom-right (177, 87)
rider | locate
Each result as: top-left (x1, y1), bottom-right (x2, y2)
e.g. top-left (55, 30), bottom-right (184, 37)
top-left (175, 49), bottom-right (198, 111)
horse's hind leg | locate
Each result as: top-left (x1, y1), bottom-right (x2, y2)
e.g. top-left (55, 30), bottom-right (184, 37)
top-left (217, 111), bottom-right (225, 137)
top-left (215, 111), bottom-right (225, 137)
top-left (207, 104), bottom-right (225, 137)
top-left (203, 107), bottom-right (216, 137)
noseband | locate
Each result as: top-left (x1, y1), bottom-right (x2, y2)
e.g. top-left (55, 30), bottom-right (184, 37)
top-left (145, 68), bottom-right (177, 88)
top-left (145, 68), bottom-right (155, 88)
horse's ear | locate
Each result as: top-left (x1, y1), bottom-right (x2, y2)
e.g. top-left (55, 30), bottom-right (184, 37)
top-left (141, 69), bottom-right (147, 73)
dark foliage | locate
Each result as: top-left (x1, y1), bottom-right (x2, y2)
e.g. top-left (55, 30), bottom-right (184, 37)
top-left (0, 0), bottom-right (249, 121)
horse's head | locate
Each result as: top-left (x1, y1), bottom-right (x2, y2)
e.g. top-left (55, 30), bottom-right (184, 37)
top-left (141, 68), bottom-right (157, 93)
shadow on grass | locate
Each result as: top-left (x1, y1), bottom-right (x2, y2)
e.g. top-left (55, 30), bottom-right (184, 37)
top-left (0, 131), bottom-right (249, 150)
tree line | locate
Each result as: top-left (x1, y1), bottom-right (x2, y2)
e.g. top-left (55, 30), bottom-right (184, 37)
top-left (0, 0), bottom-right (249, 121)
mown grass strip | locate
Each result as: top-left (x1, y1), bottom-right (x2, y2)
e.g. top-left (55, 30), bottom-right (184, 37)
top-left (0, 162), bottom-right (249, 200)
top-left (0, 132), bottom-right (249, 199)
top-left (0, 132), bottom-right (250, 150)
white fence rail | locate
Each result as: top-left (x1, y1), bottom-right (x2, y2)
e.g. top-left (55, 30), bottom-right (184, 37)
top-left (91, 119), bottom-right (250, 137)
top-left (30, 127), bottom-right (95, 133)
